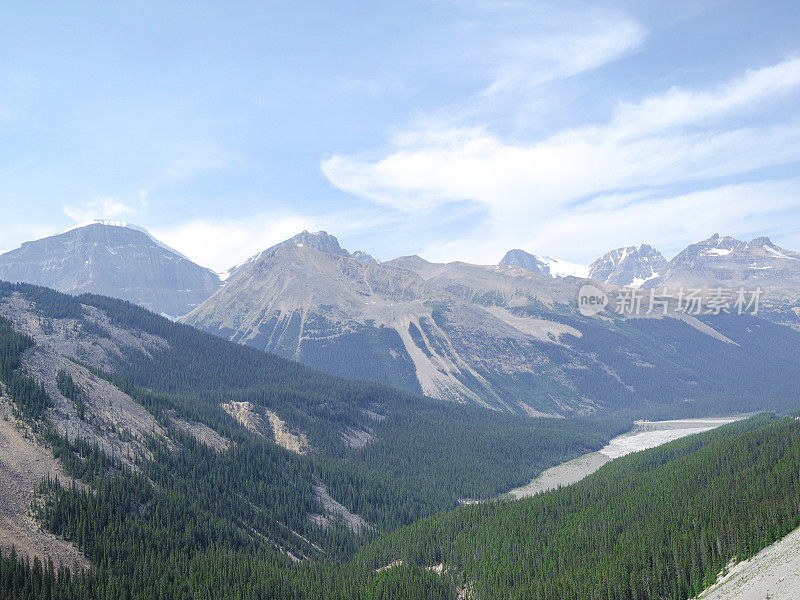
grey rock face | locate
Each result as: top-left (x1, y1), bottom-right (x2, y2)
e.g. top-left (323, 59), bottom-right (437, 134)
top-left (225, 231), bottom-right (378, 279)
top-left (589, 244), bottom-right (667, 287)
top-left (499, 249), bottom-right (551, 276)
top-left (0, 223), bottom-right (221, 317)
top-left (281, 230), bottom-right (351, 257)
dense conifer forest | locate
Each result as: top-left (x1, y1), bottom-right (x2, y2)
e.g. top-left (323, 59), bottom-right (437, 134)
top-left (1, 282), bottom-right (799, 599)
top-left (354, 414), bottom-right (800, 600)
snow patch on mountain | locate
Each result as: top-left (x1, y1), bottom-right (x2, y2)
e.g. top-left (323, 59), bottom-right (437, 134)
top-left (706, 247), bottom-right (733, 256)
top-left (499, 249), bottom-right (588, 278)
top-left (538, 255), bottom-right (590, 278)
top-left (589, 244), bottom-right (667, 287)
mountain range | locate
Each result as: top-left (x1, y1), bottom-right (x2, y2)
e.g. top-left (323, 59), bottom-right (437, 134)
top-left (184, 230), bottom-right (800, 415)
top-left (2, 222), bottom-right (800, 415)
top-left (1, 223), bottom-right (800, 600)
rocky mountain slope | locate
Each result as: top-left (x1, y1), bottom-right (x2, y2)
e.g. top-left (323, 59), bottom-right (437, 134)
top-left (185, 231), bottom-right (800, 416)
top-left (588, 244), bottom-right (667, 287)
top-left (224, 230), bottom-right (379, 281)
top-left (0, 221), bottom-right (222, 317)
top-left (0, 281), bottom-right (619, 571)
top-left (691, 523), bottom-right (800, 600)
top-left (646, 234), bottom-right (800, 305)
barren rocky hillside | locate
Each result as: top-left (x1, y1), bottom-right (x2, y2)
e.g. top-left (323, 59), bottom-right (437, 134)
top-left (184, 233), bottom-right (800, 416)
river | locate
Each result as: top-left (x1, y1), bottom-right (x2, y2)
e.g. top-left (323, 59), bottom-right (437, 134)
top-left (507, 416), bottom-right (747, 499)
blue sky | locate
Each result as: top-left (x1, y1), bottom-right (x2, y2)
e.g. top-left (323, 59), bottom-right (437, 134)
top-left (1, 0), bottom-right (799, 271)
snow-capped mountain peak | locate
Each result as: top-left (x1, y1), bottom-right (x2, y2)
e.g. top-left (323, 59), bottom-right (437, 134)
top-left (589, 244), bottom-right (667, 287)
top-left (645, 234), bottom-right (800, 302)
top-left (498, 249), bottom-right (588, 278)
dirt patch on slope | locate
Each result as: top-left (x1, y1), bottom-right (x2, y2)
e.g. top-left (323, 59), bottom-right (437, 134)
top-left (24, 348), bottom-right (168, 466)
top-left (222, 401), bottom-right (310, 454)
top-left (265, 409), bottom-right (310, 455)
top-left (168, 412), bottom-right (230, 453)
top-left (308, 481), bottom-right (372, 534)
top-left (222, 401), bottom-right (270, 437)
top-left (0, 398), bottom-right (88, 569)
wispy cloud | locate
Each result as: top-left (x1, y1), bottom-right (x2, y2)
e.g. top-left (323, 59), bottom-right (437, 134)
top-left (418, 178), bottom-right (800, 265)
top-left (482, 10), bottom-right (646, 95)
top-left (150, 204), bottom-right (407, 271)
top-left (322, 57), bottom-right (800, 262)
top-left (610, 56), bottom-right (800, 136)
top-left (151, 215), bottom-right (315, 273)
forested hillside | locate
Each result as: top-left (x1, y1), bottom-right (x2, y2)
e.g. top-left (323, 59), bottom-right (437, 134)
top-left (0, 281), bottom-right (627, 599)
top-left (354, 414), bottom-right (800, 600)
top-left (2, 282), bottom-right (798, 600)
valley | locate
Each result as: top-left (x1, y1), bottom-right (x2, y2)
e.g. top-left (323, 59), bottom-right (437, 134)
top-left (3, 5), bottom-right (798, 598)
top-left (508, 416), bottom-right (746, 498)
top-left (0, 256), bottom-right (797, 600)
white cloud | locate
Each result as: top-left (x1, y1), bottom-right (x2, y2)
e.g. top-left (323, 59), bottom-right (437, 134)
top-left (150, 203), bottom-right (407, 271)
top-left (62, 196), bottom-right (142, 223)
top-left (324, 120), bottom-right (800, 215)
top-left (321, 57), bottom-right (800, 261)
top-left (419, 179), bottom-right (800, 266)
top-left (151, 215), bottom-right (316, 273)
top-left (610, 56), bottom-right (800, 136)
top-left (525, 179), bottom-right (800, 262)
top-left (484, 13), bottom-right (646, 94)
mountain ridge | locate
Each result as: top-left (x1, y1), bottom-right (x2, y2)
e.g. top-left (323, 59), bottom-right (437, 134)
top-left (184, 230), bottom-right (800, 416)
